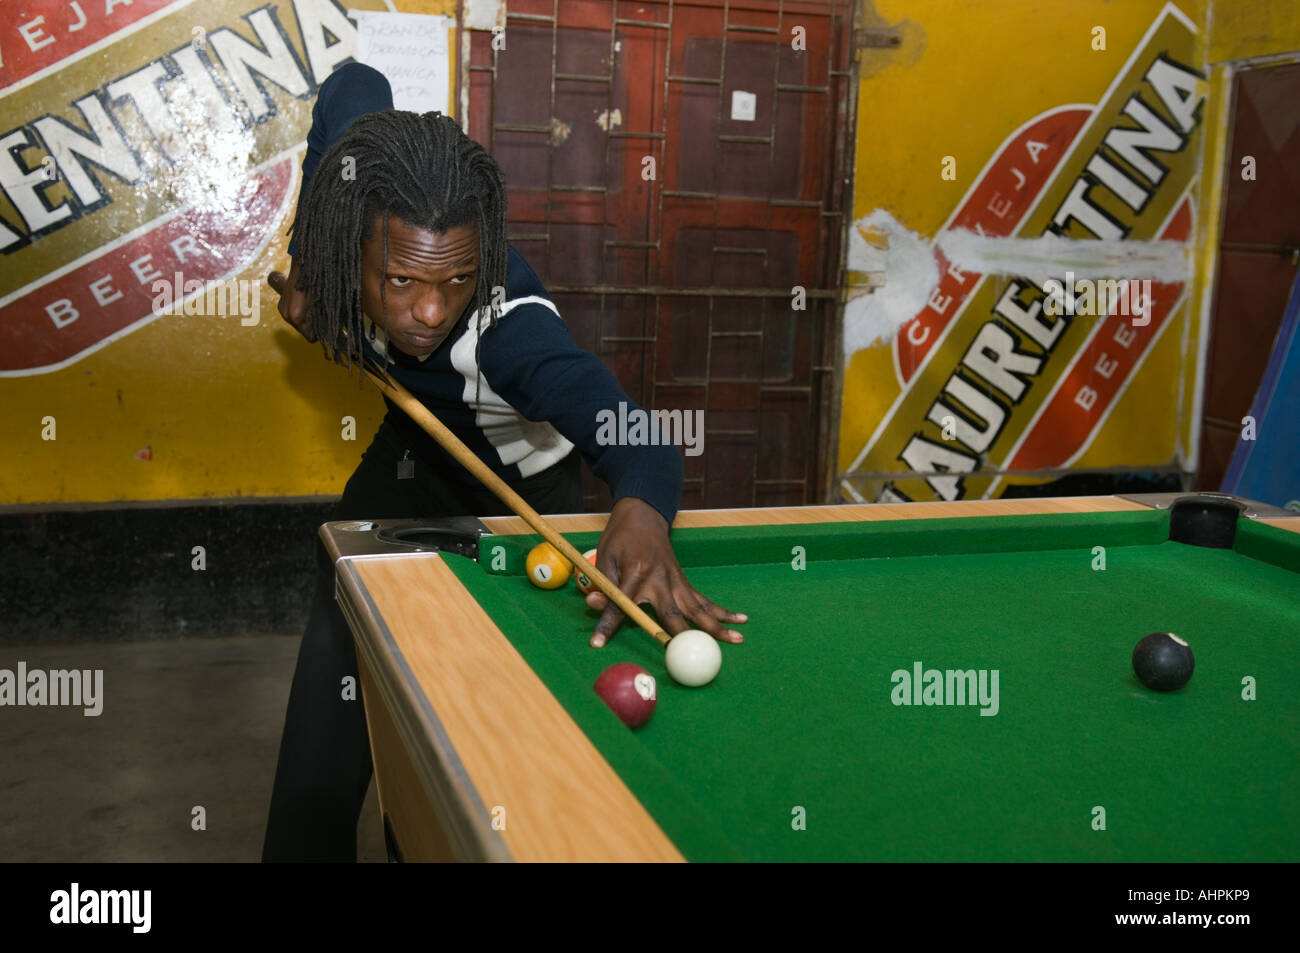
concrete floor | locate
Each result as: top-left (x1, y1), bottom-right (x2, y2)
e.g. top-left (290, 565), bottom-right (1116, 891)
top-left (0, 635), bottom-right (385, 862)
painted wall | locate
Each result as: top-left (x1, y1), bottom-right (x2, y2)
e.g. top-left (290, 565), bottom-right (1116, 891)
top-left (7, 0), bottom-right (1293, 509)
top-left (1, 0), bottom-right (456, 505)
top-left (838, 0), bottom-right (1235, 503)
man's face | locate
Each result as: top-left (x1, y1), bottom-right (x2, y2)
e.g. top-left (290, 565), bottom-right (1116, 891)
top-left (360, 215), bottom-right (479, 358)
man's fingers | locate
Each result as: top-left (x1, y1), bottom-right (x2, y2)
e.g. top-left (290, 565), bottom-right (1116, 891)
top-left (673, 610), bottom-right (744, 644)
top-left (671, 588), bottom-right (746, 643)
top-left (589, 601), bottom-right (626, 648)
top-left (587, 560), bottom-right (622, 647)
top-left (266, 269), bottom-right (319, 342)
top-left (696, 594), bottom-right (748, 632)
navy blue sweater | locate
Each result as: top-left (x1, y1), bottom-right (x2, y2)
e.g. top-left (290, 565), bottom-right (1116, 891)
top-left (291, 63), bottom-right (683, 523)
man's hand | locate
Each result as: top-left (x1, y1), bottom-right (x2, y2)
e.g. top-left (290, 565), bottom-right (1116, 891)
top-left (586, 497), bottom-right (747, 648)
top-left (267, 258), bottom-right (315, 342)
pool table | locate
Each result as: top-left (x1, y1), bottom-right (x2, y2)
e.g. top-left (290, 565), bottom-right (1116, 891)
top-left (321, 493), bottom-right (1300, 862)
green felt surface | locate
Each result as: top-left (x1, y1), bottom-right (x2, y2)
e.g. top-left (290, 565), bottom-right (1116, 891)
top-left (442, 509), bottom-right (1300, 861)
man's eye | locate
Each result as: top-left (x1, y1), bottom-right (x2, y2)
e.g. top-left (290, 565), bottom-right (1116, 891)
top-left (388, 276), bottom-right (412, 288)
top-left (449, 273), bottom-right (474, 285)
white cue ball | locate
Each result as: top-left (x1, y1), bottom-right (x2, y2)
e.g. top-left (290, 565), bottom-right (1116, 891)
top-left (665, 629), bottom-right (722, 687)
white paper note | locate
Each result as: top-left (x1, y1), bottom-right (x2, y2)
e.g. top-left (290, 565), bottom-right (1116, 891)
top-left (350, 10), bottom-right (453, 115)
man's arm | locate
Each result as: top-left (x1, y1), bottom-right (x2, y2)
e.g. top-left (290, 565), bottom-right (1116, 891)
top-left (288, 63), bottom-right (394, 257)
top-left (480, 302), bottom-right (684, 525)
top-left (480, 300), bottom-right (746, 650)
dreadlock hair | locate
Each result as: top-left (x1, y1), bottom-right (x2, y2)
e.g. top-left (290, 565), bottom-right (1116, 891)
top-left (292, 109), bottom-right (508, 377)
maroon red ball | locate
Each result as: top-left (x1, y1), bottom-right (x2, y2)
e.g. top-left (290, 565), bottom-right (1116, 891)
top-left (594, 663), bottom-right (657, 728)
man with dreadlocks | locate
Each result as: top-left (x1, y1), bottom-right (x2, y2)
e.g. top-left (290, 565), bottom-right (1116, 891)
top-left (262, 63), bottom-right (746, 861)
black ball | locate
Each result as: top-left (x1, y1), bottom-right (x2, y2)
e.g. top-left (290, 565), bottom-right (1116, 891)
top-left (1132, 632), bottom-right (1194, 691)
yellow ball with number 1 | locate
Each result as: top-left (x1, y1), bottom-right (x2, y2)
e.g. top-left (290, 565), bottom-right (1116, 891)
top-left (526, 542), bottom-right (572, 590)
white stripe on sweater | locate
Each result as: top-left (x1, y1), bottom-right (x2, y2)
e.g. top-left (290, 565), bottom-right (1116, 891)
top-left (450, 303), bottom-right (574, 477)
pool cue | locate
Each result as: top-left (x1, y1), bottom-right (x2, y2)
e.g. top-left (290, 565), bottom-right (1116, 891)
top-left (361, 357), bottom-right (672, 649)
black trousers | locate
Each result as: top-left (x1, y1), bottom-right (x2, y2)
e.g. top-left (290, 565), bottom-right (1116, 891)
top-left (262, 415), bottom-right (582, 862)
